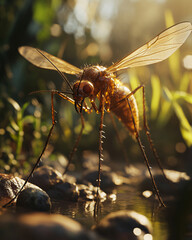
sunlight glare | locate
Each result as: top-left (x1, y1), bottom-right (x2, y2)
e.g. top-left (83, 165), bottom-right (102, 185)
top-left (144, 233), bottom-right (153, 240)
top-left (183, 55), bottom-right (192, 69)
top-left (74, 0), bottom-right (89, 25)
top-left (142, 190), bottom-right (153, 198)
top-left (133, 227), bottom-right (142, 236)
top-left (50, 24), bottom-right (62, 37)
top-left (99, 0), bottom-right (118, 20)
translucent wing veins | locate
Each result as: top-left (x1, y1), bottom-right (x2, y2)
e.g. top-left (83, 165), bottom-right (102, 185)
top-left (19, 46), bottom-right (82, 75)
top-left (106, 22), bottom-right (192, 73)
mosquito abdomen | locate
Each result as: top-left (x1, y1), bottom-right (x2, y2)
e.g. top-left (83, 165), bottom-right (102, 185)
top-left (110, 85), bottom-right (139, 136)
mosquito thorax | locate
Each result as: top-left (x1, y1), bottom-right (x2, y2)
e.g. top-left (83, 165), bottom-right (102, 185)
top-left (80, 65), bottom-right (107, 82)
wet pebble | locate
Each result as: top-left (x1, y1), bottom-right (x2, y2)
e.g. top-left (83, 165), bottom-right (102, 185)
top-left (93, 210), bottom-right (152, 240)
top-left (78, 184), bottom-right (107, 201)
top-left (82, 169), bottom-right (123, 192)
top-left (16, 187), bottom-right (51, 212)
top-left (139, 169), bottom-right (190, 201)
top-left (30, 165), bottom-right (79, 201)
top-left (0, 173), bottom-right (23, 203)
top-left (0, 212), bottom-right (99, 240)
top-left (29, 165), bottom-right (64, 191)
top-left (47, 181), bottom-right (79, 201)
top-left (0, 173), bottom-right (42, 206)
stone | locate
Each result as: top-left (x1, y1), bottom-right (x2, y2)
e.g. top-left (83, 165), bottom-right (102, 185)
top-left (93, 210), bottom-right (152, 240)
top-left (0, 212), bottom-right (99, 240)
top-left (16, 187), bottom-right (51, 212)
top-left (0, 173), bottom-right (42, 207)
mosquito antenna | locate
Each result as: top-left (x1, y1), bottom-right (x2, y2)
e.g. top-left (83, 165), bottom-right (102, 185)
top-left (75, 100), bottom-right (79, 113)
top-left (35, 48), bottom-right (73, 92)
top-left (29, 90), bottom-right (73, 95)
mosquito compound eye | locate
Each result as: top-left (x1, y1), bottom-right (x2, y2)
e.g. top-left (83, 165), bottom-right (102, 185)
top-left (73, 80), bottom-right (94, 99)
top-left (83, 84), bottom-right (93, 95)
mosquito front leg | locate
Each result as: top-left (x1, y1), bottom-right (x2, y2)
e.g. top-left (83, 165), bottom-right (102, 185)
top-left (90, 100), bottom-right (99, 114)
top-left (55, 92), bottom-right (94, 175)
top-left (127, 97), bottom-right (166, 207)
top-left (63, 112), bottom-right (85, 175)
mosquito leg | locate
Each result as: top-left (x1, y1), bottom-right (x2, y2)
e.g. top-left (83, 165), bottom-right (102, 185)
top-left (139, 86), bottom-right (167, 179)
top-left (55, 92), bottom-right (92, 175)
top-left (63, 112), bottom-right (85, 175)
top-left (127, 98), bottom-right (166, 207)
top-left (50, 90), bottom-right (84, 175)
top-left (94, 94), bottom-right (105, 218)
top-left (83, 101), bottom-right (93, 114)
top-left (97, 95), bottom-right (105, 195)
top-left (55, 91), bottom-right (75, 105)
top-left (117, 85), bottom-right (167, 179)
top-left (3, 92), bottom-right (56, 208)
top-left (109, 112), bottom-right (129, 164)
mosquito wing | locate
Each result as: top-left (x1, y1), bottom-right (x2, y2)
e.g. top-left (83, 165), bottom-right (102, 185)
top-left (106, 22), bottom-right (192, 73)
top-left (19, 46), bottom-right (82, 75)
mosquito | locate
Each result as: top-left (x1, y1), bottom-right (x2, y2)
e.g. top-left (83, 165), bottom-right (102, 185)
top-left (3, 22), bottom-right (192, 208)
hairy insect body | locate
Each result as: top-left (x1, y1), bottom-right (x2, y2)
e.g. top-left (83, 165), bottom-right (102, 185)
top-left (77, 65), bottom-right (139, 137)
top-left (109, 83), bottom-right (139, 136)
top-left (9, 22), bottom-right (190, 209)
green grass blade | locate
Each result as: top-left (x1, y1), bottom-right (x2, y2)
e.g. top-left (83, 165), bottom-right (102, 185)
top-left (151, 74), bottom-right (161, 120)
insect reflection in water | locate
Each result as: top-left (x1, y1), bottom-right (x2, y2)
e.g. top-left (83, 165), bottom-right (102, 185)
top-left (4, 22), bottom-right (192, 208)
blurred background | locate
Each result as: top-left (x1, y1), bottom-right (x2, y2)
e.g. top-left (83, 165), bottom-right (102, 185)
top-left (0, 0), bottom-right (192, 177)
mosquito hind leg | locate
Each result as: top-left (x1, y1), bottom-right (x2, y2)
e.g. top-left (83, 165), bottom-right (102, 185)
top-left (123, 85), bottom-right (167, 179)
top-left (139, 85), bottom-right (167, 179)
top-left (3, 92), bottom-right (56, 208)
top-left (127, 97), bottom-right (166, 207)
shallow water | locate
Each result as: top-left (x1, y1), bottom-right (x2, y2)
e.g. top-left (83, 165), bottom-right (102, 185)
top-left (52, 185), bottom-right (168, 239)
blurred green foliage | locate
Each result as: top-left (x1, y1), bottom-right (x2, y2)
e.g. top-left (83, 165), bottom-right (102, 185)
top-left (34, 0), bottom-right (61, 41)
top-left (0, 97), bottom-right (45, 174)
top-left (147, 11), bottom-right (192, 147)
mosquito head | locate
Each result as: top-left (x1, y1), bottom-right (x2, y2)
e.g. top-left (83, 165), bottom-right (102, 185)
top-left (73, 80), bottom-right (94, 113)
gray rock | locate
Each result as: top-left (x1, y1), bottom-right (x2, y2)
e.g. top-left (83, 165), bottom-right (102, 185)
top-left (29, 166), bottom-right (64, 191)
top-left (16, 187), bottom-right (51, 212)
top-left (0, 212), bottom-right (99, 240)
top-left (93, 210), bottom-right (152, 240)
top-left (29, 165), bottom-right (79, 201)
top-left (78, 184), bottom-right (106, 201)
top-left (0, 173), bottom-right (43, 206)
top-left (82, 169), bottom-right (122, 191)
top-left (47, 182), bottom-right (79, 201)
